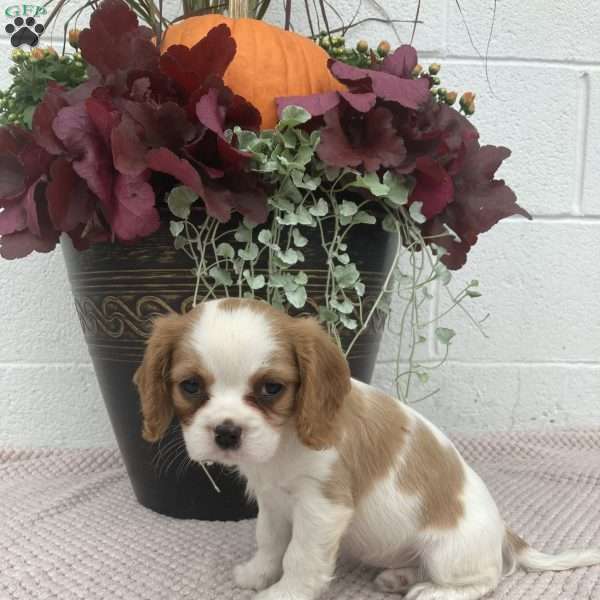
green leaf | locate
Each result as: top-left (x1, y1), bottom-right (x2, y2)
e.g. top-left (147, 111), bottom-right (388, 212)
top-left (340, 315), bottom-right (358, 330)
top-left (355, 282), bottom-right (366, 297)
top-left (339, 200), bottom-right (358, 217)
top-left (279, 105), bottom-right (312, 128)
top-left (409, 201), bottom-right (427, 224)
top-left (216, 242), bottom-right (235, 259)
top-left (334, 264), bottom-right (360, 287)
top-left (278, 248), bottom-right (299, 265)
top-left (209, 266), bottom-right (233, 287)
top-left (257, 229), bottom-right (272, 245)
top-left (243, 217), bottom-right (258, 229)
top-left (174, 236), bottom-right (187, 250)
top-left (435, 327), bottom-right (456, 345)
top-left (294, 271), bottom-right (308, 285)
top-left (383, 171), bottom-right (410, 206)
top-left (167, 186), bottom-right (198, 219)
top-left (238, 243), bottom-right (259, 261)
top-left (466, 289), bottom-right (482, 298)
top-left (281, 129), bottom-right (298, 149)
top-left (309, 198), bottom-right (329, 217)
top-left (417, 371), bottom-right (430, 384)
top-left (269, 273), bottom-right (288, 288)
top-left (296, 206), bottom-right (315, 226)
top-left (355, 172), bottom-right (389, 197)
top-left (285, 285), bottom-right (307, 308)
top-left (243, 271), bottom-right (266, 290)
top-left (435, 263), bottom-right (452, 286)
top-left (169, 220), bottom-right (184, 237)
top-left (292, 228), bottom-right (308, 247)
top-left (276, 212), bottom-right (299, 226)
top-left (336, 253), bottom-right (350, 265)
top-left (331, 297), bottom-right (354, 314)
top-left (324, 166), bottom-right (341, 181)
top-left (234, 128), bottom-right (259, 152)
top-left (234, 225), bottom-right (253, 242)
top-left (318, 307), bottom-right (339, 323)
top-left (23, 105), bottom-right (36, 129)
top-left (352, 210), bottom-right (377, 225)
top-left (382, 214), bottom-right (398, 233)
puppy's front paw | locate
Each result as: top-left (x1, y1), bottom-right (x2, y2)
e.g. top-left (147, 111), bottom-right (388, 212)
top-left (234, 556), bottom-right (282, 591)
top-left (255, 584), bottom-right (305, 600)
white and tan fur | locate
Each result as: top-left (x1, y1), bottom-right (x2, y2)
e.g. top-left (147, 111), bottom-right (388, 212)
top-left (135, 298), bottom-right (600, 600)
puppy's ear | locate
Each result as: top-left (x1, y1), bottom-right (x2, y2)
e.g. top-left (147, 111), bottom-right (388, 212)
top-left (134, 312), bottom-right (184, 442)
top-left (292, 318), bottom-right (352, 449)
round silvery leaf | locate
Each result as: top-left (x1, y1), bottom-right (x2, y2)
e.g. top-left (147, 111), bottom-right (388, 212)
top-left (331, 297), bottom-right (354, 314)
top-left (339, 201), bottom-right (358, 217)
top-left (292, 229), bottom-right (308, 248)
top-left (169, 220), bottom-right (184, 237)
top-left (285, 285), bottom-right (307, 309)
top-left (216, 243), bottom-right (235, 259)
top-left (340, 315), bottom-right (358, 330)
top-left (209, 266), bottom-right (233, 287)
top-left (435, 327), bottom-right (456, 345)
top-left (238, 244), bottom-right (259, 261)
top-left (334, 264), bottom-right (360, 287)
top-left (309, 198), bottom-right (328, 217)
top-left (167, 186), bottom-right (197, 219)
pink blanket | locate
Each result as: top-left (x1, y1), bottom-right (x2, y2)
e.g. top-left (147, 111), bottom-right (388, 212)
top-left (1, 429), bottom-right (600, 599)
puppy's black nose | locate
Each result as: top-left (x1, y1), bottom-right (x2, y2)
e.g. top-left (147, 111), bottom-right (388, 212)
top-left (214, 421), bottom-right (242, 450)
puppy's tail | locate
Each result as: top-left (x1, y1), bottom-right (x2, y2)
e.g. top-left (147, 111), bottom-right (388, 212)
top-left (504, 528), bottom-right (600, 575)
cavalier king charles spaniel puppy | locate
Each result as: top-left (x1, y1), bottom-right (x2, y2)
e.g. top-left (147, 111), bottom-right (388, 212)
top-left (135, 298), bottom-right (600, 600)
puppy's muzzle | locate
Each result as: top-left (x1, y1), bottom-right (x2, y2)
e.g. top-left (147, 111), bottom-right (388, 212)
top-left (214, 420), bottom-right (242, 450)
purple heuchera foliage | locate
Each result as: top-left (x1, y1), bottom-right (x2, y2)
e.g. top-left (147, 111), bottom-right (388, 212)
top-left (277, 45), bottom-right (530, 269)
top-left (0, 3), bottom-right (528, 269)
top-left (0, 0), bottom-right (267, 259)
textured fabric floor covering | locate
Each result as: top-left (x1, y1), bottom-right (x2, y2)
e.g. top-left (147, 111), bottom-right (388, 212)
top-left (1, 430), bottom-right (600, 599)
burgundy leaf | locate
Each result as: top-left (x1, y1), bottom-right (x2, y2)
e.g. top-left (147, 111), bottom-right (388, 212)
top-left (0, 230), bottom-right (58, 259)
top-left (112, 173), bottom-right (159, 241)
top-left (23, 179), bottom-right (45, 237)
top-left (47, 158), bottom-right (95, 232)
top-left (423, 143), bottom-right (530, 269)
top-left (53, 104), bottom-right (113, 212)
top-left (381, 45), bottom-right (418, 78)
top-left (196, 88), bottom-right (226, 137)
top-left (160, 25), bottom-right (236, 95)
top-left (86, 95), bottom-right (119, 146)
top-left (409, 156), bottom-right (454, 219)
top-left (329, 60), bottom-right (430, 109)
top-left (32, 83), bottom-right (68, 155)
top-left (111, 116), bottom-right (148, 175)
top-left (226, 95), bottom-right (261, 131)
top-left (277, 92), bottom-right (340, 118)
top-left (0, 203), bottom-right (26, 234)
top-left (79, 0), bottom-right (159, 79)
top-left (146, 147), bottom-right (205, 196)
top-left (122, 100), bottom-right (196, 149)
top-left (0, 155), bottom-right (26, 200)
top-left (318, 106), bottom-right (406, 172)
top-left (340, 92), bottom-right (377, 113)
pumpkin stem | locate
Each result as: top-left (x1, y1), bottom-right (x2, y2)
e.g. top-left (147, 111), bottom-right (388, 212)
top-left (229, 0), bottom-right (252, 18)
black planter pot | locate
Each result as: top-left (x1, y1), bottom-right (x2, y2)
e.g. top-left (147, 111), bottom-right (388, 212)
top-left (62, 215), bottom-right (396, 520)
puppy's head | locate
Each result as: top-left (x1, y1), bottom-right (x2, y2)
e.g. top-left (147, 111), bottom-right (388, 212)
top-left (134, 298), bottom-right (351, 465)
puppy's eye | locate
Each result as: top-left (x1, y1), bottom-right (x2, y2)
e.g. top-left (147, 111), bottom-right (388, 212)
top-left (262, 381), bottom-right (284, 396)
top-left (180, 378), bottom-right (200, 395)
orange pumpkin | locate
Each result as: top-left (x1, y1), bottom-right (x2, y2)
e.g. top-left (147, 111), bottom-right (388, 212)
top-left (161, 15), bottom-right (345, 129)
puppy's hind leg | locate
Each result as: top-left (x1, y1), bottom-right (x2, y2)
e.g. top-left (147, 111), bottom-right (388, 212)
top-left (374, 567), bottom-right (421, 594)
top-left (404, 581), bottom-right (496, 600)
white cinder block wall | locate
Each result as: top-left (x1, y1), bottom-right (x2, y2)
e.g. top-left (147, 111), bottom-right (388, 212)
top-left (0, 1), bottom-right (599, 448)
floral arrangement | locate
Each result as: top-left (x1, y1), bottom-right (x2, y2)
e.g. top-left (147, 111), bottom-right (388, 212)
top-left (0, 0), bottom-right (529, 399)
